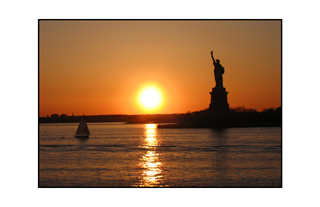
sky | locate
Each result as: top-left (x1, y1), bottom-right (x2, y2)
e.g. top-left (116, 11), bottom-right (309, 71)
top-left (39, 20), bottom-right (281, 117)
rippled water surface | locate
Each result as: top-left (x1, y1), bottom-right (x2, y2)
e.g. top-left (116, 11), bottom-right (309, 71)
top-left (39, 122), bottom-right (281, 187)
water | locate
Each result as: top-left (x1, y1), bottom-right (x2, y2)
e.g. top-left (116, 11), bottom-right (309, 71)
top-left (39, 122), bottom-right (281, 187)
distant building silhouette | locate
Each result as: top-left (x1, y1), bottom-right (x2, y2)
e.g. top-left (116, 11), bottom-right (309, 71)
top-left (50, 113), bottom-right (59, 118)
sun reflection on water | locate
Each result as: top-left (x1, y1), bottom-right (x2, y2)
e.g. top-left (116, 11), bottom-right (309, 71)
top-left (136, 124), bottom-right (164, 187)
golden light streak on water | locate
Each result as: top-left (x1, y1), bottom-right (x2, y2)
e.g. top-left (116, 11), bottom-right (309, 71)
top-left (136, 124), bottom-right (164, 187)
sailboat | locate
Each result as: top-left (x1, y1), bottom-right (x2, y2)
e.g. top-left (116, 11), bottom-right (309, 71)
top-left (75, 116), bottom-right (90, 138)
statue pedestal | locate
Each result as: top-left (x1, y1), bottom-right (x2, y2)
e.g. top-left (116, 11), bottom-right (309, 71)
top-left (209, 87), bottom-right (230, 112)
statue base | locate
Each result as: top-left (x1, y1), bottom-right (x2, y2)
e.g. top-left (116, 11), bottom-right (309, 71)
top-left (209, 87), bottom-right (230, 112)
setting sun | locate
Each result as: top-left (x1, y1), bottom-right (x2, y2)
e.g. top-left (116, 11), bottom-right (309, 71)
top-left (141, 89), bottom-right (160, 107)
top-left (138, 86), bottom-right (163, 111)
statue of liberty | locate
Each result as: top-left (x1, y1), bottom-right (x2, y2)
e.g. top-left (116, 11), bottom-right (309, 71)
top-left (210, 50), bottom-right (225, 88)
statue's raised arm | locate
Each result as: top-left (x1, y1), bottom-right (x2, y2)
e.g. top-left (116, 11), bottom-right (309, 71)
top-left (211, 50), bottom-right (216, 64)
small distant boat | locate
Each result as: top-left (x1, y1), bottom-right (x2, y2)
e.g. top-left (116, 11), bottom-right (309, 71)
top-left (74, 116), bottom-right (90, 138)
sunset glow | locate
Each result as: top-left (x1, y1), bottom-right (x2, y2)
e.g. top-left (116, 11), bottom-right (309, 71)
top-left (39, 20), bottom-right (281, 117)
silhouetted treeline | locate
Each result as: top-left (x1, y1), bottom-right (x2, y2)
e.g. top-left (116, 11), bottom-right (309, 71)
top-left (159, 106), bottom-right (281, 128)
top-left (40, 106), bottom-right (281, 128)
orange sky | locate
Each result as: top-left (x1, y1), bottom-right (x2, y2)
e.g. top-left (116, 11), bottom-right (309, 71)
top-left (39, 20), bottom-right (281, 117)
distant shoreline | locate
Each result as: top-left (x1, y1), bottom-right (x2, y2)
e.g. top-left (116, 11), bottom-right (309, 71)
top-left (124, 122), bottom-right (177, 124)
top-left (39, 108), bottom-right (281, 129)
top-left (157, 122), bottom-right (281, 129)
top-left (39, 114), bottom-right (180, 124)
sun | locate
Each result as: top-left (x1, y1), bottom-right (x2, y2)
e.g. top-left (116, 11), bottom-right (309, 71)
top-left (138, 86), bottom-right (163, 111)
top-left (140, 89), bottom-right (160, 108)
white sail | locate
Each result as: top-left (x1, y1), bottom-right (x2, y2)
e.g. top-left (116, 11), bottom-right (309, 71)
top-left (75, 116), bottom-right (90, 138)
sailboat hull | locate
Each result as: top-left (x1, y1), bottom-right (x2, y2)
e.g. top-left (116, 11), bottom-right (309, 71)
top-left (74, 134), bottom-right (90, 138)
